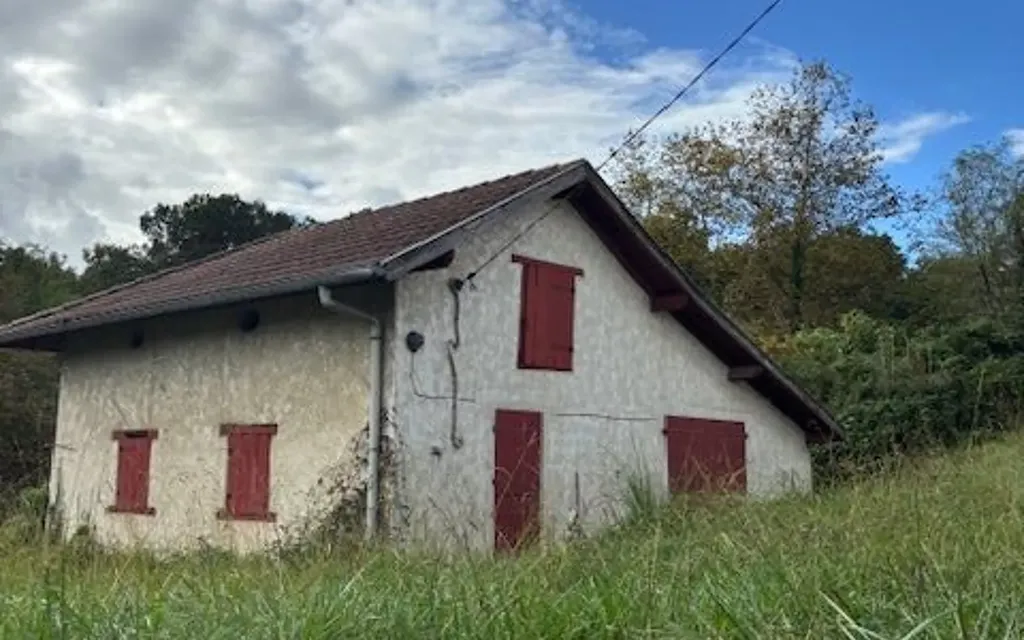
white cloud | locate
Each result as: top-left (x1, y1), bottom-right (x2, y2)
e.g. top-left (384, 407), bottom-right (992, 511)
top-left (0, 0), bottom-right (940, 268)
top-left (1005, 129), bottom-right (1024, 157)
top-left (878, 111), bottom-right (971, 164)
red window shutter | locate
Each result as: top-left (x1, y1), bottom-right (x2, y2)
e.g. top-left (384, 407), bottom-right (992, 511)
top-left (512, 255), bottom-right (582, 371)
top-left (108, 429), bottom-right (157, 515)
top-left (545, 268), bottom-right (577, 371)
top-left (219, 424), bottom-right (277, 522)
top-left (517, 259), bottom-right (545, 368)
top-left (664, 417), bottom-right (746, 494)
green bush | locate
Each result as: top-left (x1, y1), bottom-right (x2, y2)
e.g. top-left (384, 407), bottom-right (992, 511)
top-left (778, 311), bottom-right (1024, 482)
top-left (0, 352), bottom-right (60, 490)
top-left (0, 484), bottom-right (50, 547)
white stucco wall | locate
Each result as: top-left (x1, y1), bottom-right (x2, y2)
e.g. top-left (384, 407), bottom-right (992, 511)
top-left (50, 286), bottom-right (391, 552)
top-left (391, 201), bottom-right (812, 550)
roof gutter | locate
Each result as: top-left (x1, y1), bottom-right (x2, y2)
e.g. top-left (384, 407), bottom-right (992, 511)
top-left (316, 285), bottom-right (384, 542)
top-left (0, 265), bottom-right (385, 348)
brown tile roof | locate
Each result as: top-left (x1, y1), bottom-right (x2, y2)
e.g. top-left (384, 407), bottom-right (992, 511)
top-left (0, 160), bottom-right (580, 347)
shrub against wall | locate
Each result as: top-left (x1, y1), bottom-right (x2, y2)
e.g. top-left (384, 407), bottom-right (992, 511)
top-left (0, 353), bottom-right (60, 492)
top-left (770, 311), bottom-right (1024, 481)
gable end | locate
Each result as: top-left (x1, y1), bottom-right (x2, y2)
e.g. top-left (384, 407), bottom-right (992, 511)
top-left (562, 170), bottom-right (841, 443)
top-left (379, 161), bottom-right (841, 442)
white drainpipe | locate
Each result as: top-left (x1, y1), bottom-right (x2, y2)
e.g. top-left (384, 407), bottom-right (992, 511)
top-left (316, 285), bottom-right (383, 541)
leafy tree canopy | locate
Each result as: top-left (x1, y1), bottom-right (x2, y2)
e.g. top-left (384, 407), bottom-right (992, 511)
top-left (79, 193), bottom-right (313, 293)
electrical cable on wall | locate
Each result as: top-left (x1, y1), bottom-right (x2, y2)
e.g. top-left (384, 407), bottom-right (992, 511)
top-left (405, 278), bottom-right (471, 451)
top-left (445, 278), bottom-right (465, 449)
top-left (553, 411), bottom-right (657, 423)
top-left (409, 353), bottom-right (477, 404)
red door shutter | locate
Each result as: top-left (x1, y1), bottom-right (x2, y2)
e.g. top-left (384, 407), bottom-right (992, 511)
top-left (109, 429), bottom-right (157, 515)
top-left (219, 424), bottom-right (277, 522)
top-left (493, 409), bottom-right (542, 551)
top-left (664, 417), bottom-right (746, 494)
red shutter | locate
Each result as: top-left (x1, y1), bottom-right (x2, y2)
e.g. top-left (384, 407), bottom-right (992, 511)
top-left (512, 255), bottom-right (582, 371)
top-left (494, 409), bottom-right (542, 551)
top-left (218, 424), bottom-right (277, 522)
top-left (517, 259), bottom-right (545, 368)
top-left (108, 429), bottom-right (157, 515)
top-left (664, 417), bottom-right (746, 494)
top-left (545, 268), bottom-right (577, 370)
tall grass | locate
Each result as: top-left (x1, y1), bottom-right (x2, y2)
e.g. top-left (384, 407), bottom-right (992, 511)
top-left (3, 434), bottom-right (1024, 638)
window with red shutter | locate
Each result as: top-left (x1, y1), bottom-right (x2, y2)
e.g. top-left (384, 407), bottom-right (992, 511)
top-left (108, 429), bottom-right (158, 515)
top-left (512, 254), bottom-right (583, 371)
top-left (217, 424), bottom-right (277, 522)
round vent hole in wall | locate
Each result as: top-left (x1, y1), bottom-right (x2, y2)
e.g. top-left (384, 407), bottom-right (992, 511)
top-left (238, 309), bottom-right (261, 333)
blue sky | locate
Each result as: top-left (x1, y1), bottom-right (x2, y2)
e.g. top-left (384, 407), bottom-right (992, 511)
top-left (588, 0), bottom-right (1022, 195)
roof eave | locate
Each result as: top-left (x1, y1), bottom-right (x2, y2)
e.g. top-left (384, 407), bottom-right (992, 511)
top-left (0, 265), bottom-right (385, 350)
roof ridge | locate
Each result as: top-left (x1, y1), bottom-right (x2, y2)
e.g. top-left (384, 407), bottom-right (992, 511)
top-left (378, 159), bottom-right (589, 267)
top-left (311, 160), bottom-right (576, 232)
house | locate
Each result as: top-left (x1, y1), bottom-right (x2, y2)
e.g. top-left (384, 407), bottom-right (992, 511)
top-left (0, 159), bottom-right (841, 552)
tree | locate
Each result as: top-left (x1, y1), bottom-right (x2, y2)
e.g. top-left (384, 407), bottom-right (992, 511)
top-left (932, 139), bottom-right (1024, 319)
top-left (0, 244), bottom-right (80, 492)
top-left (643, 211), bottom-right (717, 293)
top-left (710, 227), bottom-right (907, 333)
top-left (901, 254), bottom-right (987, 328)
top-left (79, 243), bottom-right (155, 294)
top-left (612, 61), bottom-right (916, 332)
top-left (78, 193), bottom-right (315, 292)
top-left (612, 134), bottom-right (731, 296)
top-left (0, 352), bottom-right (60, 491)
top-left (801, 227), bottom-right (906, 325)
top-left (0, 244), bottom-right (79, 323)
top-left (139, 194), bottom-right (314, 270)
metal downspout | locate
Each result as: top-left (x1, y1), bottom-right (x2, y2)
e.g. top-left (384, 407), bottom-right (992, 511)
top-left (316, 285), bottom-right (383, 540)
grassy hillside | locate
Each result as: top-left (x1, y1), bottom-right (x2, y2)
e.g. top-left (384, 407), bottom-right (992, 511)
top-left (2, 436), bottom-right (1024, 639)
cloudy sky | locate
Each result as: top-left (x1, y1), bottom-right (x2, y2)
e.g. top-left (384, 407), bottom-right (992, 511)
top-left (0, 0), bottom-right (1018, 267)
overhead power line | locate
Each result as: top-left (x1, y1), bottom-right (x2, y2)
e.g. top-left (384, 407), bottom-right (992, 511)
top-left (466, 0), bottom-right (784, 281)
top-left (596, 0), bottom-right (784, 172)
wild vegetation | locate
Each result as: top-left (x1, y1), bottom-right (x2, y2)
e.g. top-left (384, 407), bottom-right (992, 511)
top-left (2, 59), bottom-right (1024, 635)
top-left (1, 433), bottom-right (1023, 637)
top-left (610, 61), bottom-right (1024, 480)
